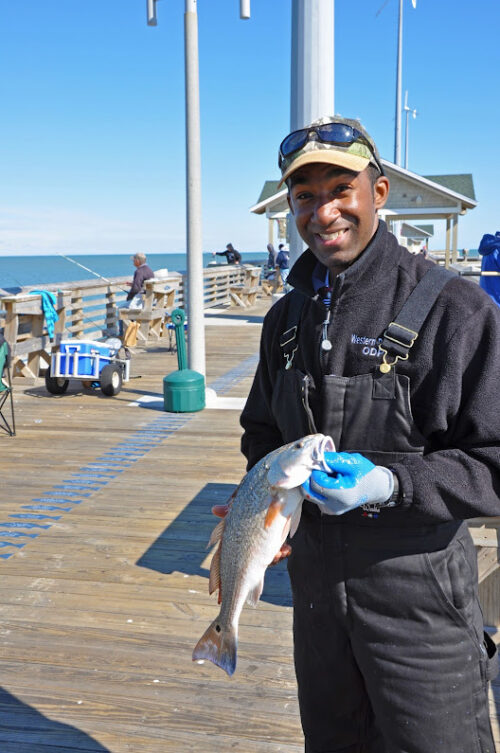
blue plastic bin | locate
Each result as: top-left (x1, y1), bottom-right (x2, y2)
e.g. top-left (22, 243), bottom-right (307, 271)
top-left (57, 340), bottom-right (112, 378)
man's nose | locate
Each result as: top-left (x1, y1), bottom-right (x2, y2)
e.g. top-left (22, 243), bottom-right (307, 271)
top-left (314, 199), bottom-right (341, 226)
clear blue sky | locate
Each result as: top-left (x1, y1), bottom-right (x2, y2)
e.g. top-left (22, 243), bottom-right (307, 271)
top-left (0, 0), bottom-right (498, 255)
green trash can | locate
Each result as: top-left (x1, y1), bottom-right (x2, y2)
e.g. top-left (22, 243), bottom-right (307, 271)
top-left (163, 309), bottom-right (205, 413)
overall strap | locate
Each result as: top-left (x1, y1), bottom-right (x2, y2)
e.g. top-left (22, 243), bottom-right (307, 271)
top-left (379, 265), bottom-right (456, 373)
top-left (279, 290), bottom-right (306, 370)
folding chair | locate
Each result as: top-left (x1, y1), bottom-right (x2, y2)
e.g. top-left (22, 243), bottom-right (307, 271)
top-left (0, 340), bottom-right (16, 436)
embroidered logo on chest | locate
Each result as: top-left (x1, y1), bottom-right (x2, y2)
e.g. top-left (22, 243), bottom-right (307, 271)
top-left (351, 333), bottom-right (384, 358)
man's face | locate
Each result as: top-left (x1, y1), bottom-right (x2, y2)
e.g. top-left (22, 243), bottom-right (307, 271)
top-left (287, 163), bottom-right (389, 276)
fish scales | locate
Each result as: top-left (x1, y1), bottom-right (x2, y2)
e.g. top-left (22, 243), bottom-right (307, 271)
top-left (193, 434), bottom-right (334, 676)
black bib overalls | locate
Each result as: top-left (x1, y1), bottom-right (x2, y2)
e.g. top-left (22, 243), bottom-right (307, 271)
top-left (272, 286), bottom-right (497, 753)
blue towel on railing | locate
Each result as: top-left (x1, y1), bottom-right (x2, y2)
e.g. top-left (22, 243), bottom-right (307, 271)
top-left (29, 290), bottom-right (59, 338)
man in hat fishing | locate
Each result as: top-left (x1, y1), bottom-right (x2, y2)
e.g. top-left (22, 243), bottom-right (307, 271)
top-left (238, 116), bottom-right (500, 751)
top-left (125, 252), bottom-right (154, 308)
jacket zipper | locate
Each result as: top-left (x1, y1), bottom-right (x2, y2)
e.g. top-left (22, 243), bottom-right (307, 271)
top-left (301, 375), bottom-right (317, 434)
top-left (320, 276), bottom-right (343, 370)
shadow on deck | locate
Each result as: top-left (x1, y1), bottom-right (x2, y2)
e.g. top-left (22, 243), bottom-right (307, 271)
top-left (136, 482), bottom-right (292, 608)
top-left (0, 687), bottom-right (110, 752)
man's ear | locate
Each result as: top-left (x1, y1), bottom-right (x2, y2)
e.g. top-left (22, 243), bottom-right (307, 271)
top-left (287, 192), bottom-right (295, 215)
top-left (374, 176), bottom-right (390, 210)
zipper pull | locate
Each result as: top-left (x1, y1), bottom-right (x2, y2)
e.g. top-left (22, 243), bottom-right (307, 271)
top-left (321, 310), bottom-right (332, 351)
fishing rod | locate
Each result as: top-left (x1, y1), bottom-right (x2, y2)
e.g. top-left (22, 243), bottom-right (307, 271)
top-left (57, 252), bottom-right (130, 294)
top-left (0, 268), bottom-right (105, 336)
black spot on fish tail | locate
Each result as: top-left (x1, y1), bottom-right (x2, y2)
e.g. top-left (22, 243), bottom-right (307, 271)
top-left (192, 618), bottom-right (237, 676)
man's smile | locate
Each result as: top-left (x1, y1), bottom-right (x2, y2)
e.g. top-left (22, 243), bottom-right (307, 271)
top-left (316, 228), bottom-right (349, 244)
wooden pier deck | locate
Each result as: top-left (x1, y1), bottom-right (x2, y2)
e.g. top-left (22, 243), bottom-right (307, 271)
top-left (0, 295), bottom-right (499, 752)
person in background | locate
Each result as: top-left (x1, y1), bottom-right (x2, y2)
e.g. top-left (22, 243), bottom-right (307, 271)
top-left (125, 252), bottom-right (154, 308)
top-left (212, 243), bottom-right (242, 265)
top-left (463, 247), bottom-right (469, 262)
top-left (479, 231), bottom-right (500, 307)
top-left (266, 243), bottom-right (277, 274)
top-left (275, 243), bottom-right (290, 290)
top-left (235, 115), bottom-right (500, 752)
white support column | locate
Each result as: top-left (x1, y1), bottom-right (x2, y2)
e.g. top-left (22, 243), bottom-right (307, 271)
top-left (184, 0), bottom-right (205, 375)
top-left (268, 219), bottom-right (274, 245)
top-left (451, 214), bottom-right (458, 264)
top-left (289, 0), bottom-right (335, 266)
top-left (445, 217), bottom-right (451, 268)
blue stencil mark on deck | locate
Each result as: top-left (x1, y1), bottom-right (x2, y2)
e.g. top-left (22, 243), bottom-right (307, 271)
top-left (208, 353), bottom-right (259, 395)
top-left (0, 353), bottom-right (258, 560)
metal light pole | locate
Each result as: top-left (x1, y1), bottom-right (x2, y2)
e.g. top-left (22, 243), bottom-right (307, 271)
top-left (394, 0), bottom-right (403, 165)
top-left (147, 0), bottom-right (158, 26)
top-left (183, 0), bottom-right (205, 376)
top-left (147, 0), bottom-right (249, 378)
top-left (403, 90), bottom-right (417, 170)
top-left (394, 0), bottom-right (416, 166)
top-left (289, 0), bottom-right (335, 266)
top-left (240, 0), bottom-right (250, 19)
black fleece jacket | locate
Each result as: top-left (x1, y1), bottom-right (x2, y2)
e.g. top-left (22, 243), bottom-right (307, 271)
top-left (240, 221), bottom-right (500, 524)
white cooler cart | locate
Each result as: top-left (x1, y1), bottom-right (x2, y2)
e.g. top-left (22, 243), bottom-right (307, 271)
top-left (46, 339), bottom-right (131, 396)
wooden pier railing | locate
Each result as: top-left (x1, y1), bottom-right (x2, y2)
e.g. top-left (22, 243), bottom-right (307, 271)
top-left (0, 263), bottom-right (264, 379)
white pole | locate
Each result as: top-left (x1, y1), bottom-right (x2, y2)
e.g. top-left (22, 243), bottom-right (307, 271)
top-left (240, 0), bottom-right (250, 19)
top-left (404, 90), bottom-right (409, 169)
top-left (289, 0), bottom-right (334, 266)
top-left (146, 0), bottom-right (158, 26)
top-left (184, 0), bottom-right (206, 375)
top-left (394, 0), bottom-right (403, 165)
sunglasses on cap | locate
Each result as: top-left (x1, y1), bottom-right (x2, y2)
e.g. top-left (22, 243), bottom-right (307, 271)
top-left (278, 123), bottom-right (384, 176)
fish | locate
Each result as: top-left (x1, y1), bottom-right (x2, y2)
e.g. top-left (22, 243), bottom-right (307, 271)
top-left (192, 433), bottom-right (334, 676)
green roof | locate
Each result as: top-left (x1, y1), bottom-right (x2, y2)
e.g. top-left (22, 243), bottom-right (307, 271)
top-left (415, 224), bottom-right (434, 236)
top-left (423, 174), bottom-right (476, 201)
top-left (256, 180), bottom-right (281, 204)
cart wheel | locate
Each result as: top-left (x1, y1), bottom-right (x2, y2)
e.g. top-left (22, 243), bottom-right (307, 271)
top-left (45, 367), bottom-right (69, 395)
top-left (100, 364), bottom-right (123, 396)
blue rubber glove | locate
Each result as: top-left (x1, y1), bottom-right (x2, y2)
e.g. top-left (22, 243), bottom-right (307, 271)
top-left (301, 451), bottom-right (394, 516)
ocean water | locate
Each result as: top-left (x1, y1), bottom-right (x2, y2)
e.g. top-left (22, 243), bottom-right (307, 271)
top-left (0, 248), bottom-right (479, 293)
top-left (0, 252), bottom-right (269, 292)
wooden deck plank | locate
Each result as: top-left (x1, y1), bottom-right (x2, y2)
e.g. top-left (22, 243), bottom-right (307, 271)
top-left (1, 298), bottom-right (499, 751)
top-left (0, 301), bottom-right (307, 752)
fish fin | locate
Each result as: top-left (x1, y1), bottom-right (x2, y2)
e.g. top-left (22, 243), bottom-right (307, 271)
top-left (281, 516), bottom-right (292, 542)
top-left (192, 618), bottom-right (237, 676)
top-left (289, 499), bottom-right (304, 539)
top-left (208, 518), bottom-right (225, 549)
top-left (246, 576), bottom-right (265, 607)
top-left (264, 498), bottom-right (285, 529)
top-left (208, 541), bottom-right (222, 597)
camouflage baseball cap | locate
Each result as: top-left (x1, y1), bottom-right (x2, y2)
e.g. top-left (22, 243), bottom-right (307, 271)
top-left (278, 115), bottom-right (383, 186)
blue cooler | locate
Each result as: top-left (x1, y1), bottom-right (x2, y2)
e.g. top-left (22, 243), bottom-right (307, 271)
top-left (54, 340), bottom-right (113, 378)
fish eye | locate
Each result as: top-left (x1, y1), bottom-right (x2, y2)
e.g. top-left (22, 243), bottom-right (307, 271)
top-left (294, 441), bottom-right (304, 449)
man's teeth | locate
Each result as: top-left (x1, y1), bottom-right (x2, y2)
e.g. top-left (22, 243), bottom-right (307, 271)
top-left (319, 230), bottom-right (345, 241)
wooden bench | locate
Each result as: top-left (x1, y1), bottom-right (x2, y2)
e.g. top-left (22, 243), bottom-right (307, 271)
top-left (118, 278), bottom-right (178, 343)
top-left (229, 267), bottom-right (261, 308)
top-left (261, 275), bottom-right (283, 296)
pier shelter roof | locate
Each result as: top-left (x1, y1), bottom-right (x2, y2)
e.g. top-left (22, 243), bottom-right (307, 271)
top-left (251, 162), bottom-right (476, 263)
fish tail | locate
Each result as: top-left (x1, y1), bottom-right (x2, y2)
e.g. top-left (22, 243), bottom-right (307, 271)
top-left (192, 618), bottom-right (237, 676)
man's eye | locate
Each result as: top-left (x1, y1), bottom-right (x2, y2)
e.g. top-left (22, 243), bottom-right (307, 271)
top-left (335, 184), bottom-right (351, 193)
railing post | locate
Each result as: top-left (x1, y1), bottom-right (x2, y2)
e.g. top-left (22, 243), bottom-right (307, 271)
top-left (72, 290), bottom-right (84, 339)
top-left (3, 299), bottom-right (19, 357)
top-left (26, 307), bottom-right (44, 378)
top-left (105, 287), bottom-right (118, 336)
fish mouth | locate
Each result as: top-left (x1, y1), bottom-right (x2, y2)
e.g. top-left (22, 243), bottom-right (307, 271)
top-left (268, 434), bottom-right (335, 488)
top-left (316, 435), bottom-right (335, 469)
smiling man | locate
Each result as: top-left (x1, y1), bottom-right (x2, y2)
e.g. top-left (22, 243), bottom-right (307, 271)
top-left (239, 116), bottom-right (500, 752)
